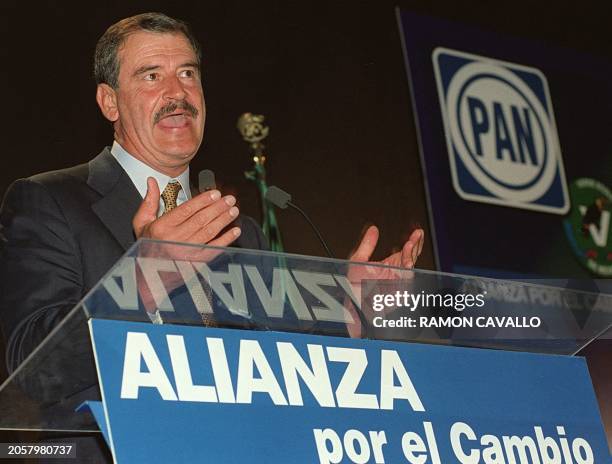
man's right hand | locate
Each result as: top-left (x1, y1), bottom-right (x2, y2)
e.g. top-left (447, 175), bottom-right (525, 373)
top-left (132, 177), bottom-right (242, 246)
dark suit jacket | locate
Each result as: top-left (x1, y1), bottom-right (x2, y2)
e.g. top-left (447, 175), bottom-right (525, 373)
top-left (0, 147), bottom-right (267, 461)
top-left (0, 147), bottom-right (268, 374)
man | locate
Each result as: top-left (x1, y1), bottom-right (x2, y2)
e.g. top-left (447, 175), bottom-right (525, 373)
top-left (0, 11), bottom-right (423, 460)
top-left (0, 13), bottom-right (268, 376)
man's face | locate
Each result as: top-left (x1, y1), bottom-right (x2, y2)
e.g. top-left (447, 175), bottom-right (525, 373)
top-left (99, 31), bottom-right (205, 175)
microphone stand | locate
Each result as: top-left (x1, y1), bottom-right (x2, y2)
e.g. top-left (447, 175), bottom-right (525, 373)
top-left (238, 113), bottom-right (285, 253)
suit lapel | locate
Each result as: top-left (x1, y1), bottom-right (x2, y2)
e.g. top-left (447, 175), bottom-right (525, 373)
top-left (88, 148), bottom-right (142, 251)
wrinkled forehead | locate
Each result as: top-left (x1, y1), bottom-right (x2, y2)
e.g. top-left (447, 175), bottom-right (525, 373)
top-left (117, 31), bottom-right (198, 72)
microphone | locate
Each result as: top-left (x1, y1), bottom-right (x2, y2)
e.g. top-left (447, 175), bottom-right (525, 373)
top-left (265, 185), bottom-right (334, 258)
top-left (266, 186), bottom-right (372, 338)
top-left (198, 170), bottom-right (216, 192)
top-left (265, 185), bottom-right (291, 209)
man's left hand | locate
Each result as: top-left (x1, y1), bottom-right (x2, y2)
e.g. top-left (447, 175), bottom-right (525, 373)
top-left (349, 225), bottom-right (424, 269)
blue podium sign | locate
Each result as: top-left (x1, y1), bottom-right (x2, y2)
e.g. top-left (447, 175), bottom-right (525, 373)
top-left (89, 319), bottom-right (609, 463)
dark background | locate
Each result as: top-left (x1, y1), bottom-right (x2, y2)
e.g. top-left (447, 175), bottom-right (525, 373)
top-left (0, 0), bottom-right (610, 453)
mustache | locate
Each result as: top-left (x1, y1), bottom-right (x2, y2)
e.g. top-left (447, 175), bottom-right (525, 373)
top-left (154, 100), bottom-right (199, 124)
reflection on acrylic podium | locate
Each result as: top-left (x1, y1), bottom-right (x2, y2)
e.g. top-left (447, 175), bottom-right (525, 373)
top-left (0, 240), bottom-right (610, 462)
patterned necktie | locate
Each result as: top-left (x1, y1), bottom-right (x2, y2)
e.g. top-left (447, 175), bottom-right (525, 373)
top-left (161, 181), bottom-right (182, 214)
top-left (146, 182), bottom-right (183, 325)
top-left (160, 181), bottom-right (217, 327)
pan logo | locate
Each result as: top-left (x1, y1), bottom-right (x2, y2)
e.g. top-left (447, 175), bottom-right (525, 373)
top-left (433, 48), bottom-right (569, 213)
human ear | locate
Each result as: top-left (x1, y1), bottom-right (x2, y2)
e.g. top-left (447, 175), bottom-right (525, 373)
top-left (96, 83), bottom-right (119, 122)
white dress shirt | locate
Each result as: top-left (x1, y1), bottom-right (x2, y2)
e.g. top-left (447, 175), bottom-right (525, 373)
top-left (110, 141), bottom-right (192, 217)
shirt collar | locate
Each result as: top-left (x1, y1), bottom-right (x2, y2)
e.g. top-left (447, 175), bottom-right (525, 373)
top-left (110, 141), bottom-right (191, 200)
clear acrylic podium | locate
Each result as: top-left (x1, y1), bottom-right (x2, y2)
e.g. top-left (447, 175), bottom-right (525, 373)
top-left (0, 239), bottom-right (610, 433)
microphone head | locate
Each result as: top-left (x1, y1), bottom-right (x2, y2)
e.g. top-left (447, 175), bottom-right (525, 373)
top-left (198, 170), bottom-right (216, 192)
top-left (265, 185), bottom-right (292, 209)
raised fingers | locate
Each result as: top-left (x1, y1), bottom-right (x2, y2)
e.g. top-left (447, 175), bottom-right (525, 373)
top-left (207, 226), bottom-right (242, 248)
top-left (133, 177), bottom-right (161, 238)
top-left (349, 225), bottom-right (379, 262)
top-left (188, 227), bottom-right (242, 263)
top-left (187, 202), bottom-right (240, 243)
top-left (165, 189), bottom-right (222, 226)
top-left (152, 192), bottom-right (235, 243)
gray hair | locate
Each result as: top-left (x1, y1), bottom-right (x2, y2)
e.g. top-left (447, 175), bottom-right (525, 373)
top-left (94, 12), bottom-right (201, 88)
